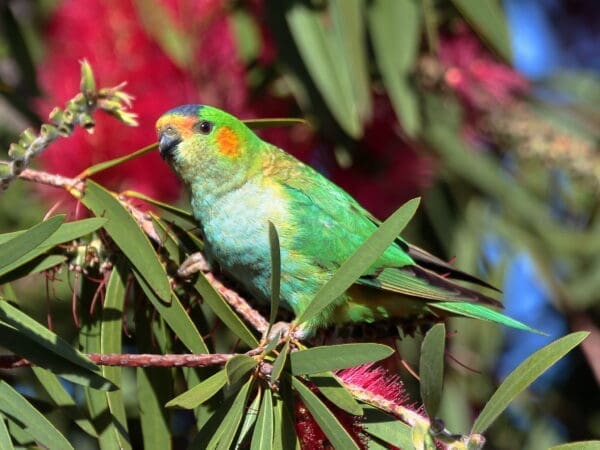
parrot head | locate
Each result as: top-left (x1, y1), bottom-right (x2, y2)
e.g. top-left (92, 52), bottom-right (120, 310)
top-left (155, 104), bottom-right (260, 185)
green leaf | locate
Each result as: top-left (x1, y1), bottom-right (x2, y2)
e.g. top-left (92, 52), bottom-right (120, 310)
top-left (0, 215), bottom-right (64, 276)
top-left (268, 222), bottom-right (281, 331)
top-left (208, 379), bottom-right (254, 450)
top-left (290, 343), bottom-right (394, 375)
top-left (297, 198), bottom-right (420, 324)
top-left (194, 273), bottom-right (259, 348)
top-left (134, 307), bottom-right (171, 450)
top-left (472, 331), bottom-right (589, 433)
top-left (226, 354), bottom-right (258, 385)
top-left (0, 380), bottom-right (73, 450)
top-left (167, 369), bottom-right (227, 409)
top-left (286, 1), bottom-right (363, 138)
top-left (234, 391), bottom-right (261, 448)
top-left (137, 368), bottom-right (170, 450)
top-left (309, 372), bottom-right (362, 415)
top-left (31, 367), bottom-right (97, 437)
top-left (0, 299), bottom-right (114, 390)
top-left (419, 323), bottom-right (445, 418)
top-left (549, 442), bottom-right (600, 450)
top-left (133, 0), bottom-right (193, 68)
top-left (0, 217), bottom-right (106, 278)
top-left (251, 389), bottom-right (273, 450)
top-left (243, 118), bottom-right (309, 130)
top-left (292, 376), bottom-right (359, 449)
top-left (126, 190), bottom-right (195, 223)
top-left (99, 260), bottom-right (131, 448)
top-left (0, 255), bottom-right (66, 284)
top-left (272, 393), bottom-right (299, 450)
top-left (450, 0), bottom-right (512, 62)
top-left (134, 271), bottom-right (208, 354)
top-left (78, 143), bottom-right (157, 179)
top-left (368, 0), bottom-right (421, 136)
top-left (271, 340), bottom-right (289, 382)
top-left (0, 413), bottom-right (14, 450)
top-left (81, 180), bottom-right (171, 302)
top-left (330, 0), bottom-right (372, 122)
top-left (363, 405), bottom-right (413, 449)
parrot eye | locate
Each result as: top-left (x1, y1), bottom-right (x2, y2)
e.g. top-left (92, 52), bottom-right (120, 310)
top-left (196, 120), bottom-right (214, 135)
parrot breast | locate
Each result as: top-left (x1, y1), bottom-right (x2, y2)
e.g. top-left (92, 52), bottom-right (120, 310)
top-left (192, 179), bottom-right (292, 303)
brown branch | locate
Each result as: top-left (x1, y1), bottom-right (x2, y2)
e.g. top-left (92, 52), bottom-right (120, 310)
top-left (18, 168), bottom-right (84, 193)
top-left (0, 353), bottom-right (234, 369)
top-left (204, 272), bottom-right (269, 334)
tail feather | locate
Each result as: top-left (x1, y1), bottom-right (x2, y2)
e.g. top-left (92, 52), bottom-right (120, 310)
top-left (406, 243), bottom-right (501, 292)
top-left (359, 265), bottom-right (503, 308)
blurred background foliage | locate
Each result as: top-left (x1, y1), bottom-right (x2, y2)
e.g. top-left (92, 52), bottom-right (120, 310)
top-left (0, 0), bottom-right (598, 448)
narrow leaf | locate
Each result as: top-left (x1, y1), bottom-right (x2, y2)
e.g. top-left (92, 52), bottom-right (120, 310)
top-left (472, 331), bottom-right (589, 433)
top-left (0, 299), bottom-right (114, 390)
top-left (32, 367), bottom-right (97, 437)
top-left (251, 389), bottom-right (274, 450)
top-left (297, 198), bottom-right (420, 324)
top-left (0, 215), bottom-right (64, 275)
top-left (134, 271), bottom-right (208, 354)
top-left (0, 414), bottom-right (14, 450)
top-left (451, 0), bottom-right (512, 61)
top-left (0, 217), bottom-right (106, 277)
top-left (363, 405), bottom-right (413, 449)
top-left (208, 379), bottom-right (253, 450)
top-left (268, 222), bottom-right (281, 331)
top-left (235, 390), bottom-right (262, 448)
top-left (420, 323), bottom-right (445, 418)
top-left (78, 143), bottom-right (157, 178)
top-left (80, 180), bottom-right (171, 302)
top-left (0, 380), bottom-right (73, 450)
top-left (137, 368), bottom-right (170, 450)
top-left (286, 2), bottom-right (362, 138)
top-left (100, 260), bottom-right (131, 448)
top-left (549, 442), bottom-right (600, 450)
top-left (368, 0), bottom-right (421, 136)
top-left (166, 369), bottom-right (227, 409)
top-left (226, 354), bottom-right (258, 385)
top-left (292, 376), bottom-right (359, 450)
top-left (309, 372), bottom-right (362, 415)
top-left (243, 118), bottom-right (309, 130)
top-left (290, 343), bottom-right (394, 375)
top-left (271, 340), bottom-right (289, 382)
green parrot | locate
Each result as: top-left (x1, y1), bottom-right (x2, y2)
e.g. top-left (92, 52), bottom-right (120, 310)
top-left (156, 104), bottom-right (533, 334)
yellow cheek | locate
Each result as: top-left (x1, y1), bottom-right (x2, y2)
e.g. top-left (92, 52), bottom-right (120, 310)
top-left (216, 127), bottom-right (240, 157)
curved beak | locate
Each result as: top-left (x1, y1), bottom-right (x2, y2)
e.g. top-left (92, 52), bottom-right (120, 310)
top-left (158, 133), bottom-right (181, 160)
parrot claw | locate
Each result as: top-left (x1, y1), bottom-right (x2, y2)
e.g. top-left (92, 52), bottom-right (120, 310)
top-left (264, 321), bottom-right (306, 343)
top-left (177, 252), bottom-right (211, 279)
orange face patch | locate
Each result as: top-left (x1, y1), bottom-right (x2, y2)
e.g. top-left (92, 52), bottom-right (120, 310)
top-left (155, 115), bottom-right (196, 139)
top-left (216, 126), bottom-right (240, 157)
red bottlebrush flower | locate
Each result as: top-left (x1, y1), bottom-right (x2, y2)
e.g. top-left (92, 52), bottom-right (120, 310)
top-left (35, 0), bottom-right (251, 205)
top-left (439, 24), bottom-right (529, 112)
top-left (336, 364), bottom-right (411, 409)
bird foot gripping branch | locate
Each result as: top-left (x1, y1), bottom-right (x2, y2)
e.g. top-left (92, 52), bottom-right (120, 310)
top-left (177, 251), bottom-right (211, 279)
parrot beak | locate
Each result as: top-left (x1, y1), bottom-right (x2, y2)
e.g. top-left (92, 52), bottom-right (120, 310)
top-left (158, 132), bottom-right (181, 160)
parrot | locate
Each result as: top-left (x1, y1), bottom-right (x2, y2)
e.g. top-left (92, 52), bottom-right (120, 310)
top-left (156, 104), bottom-right (535, 335)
